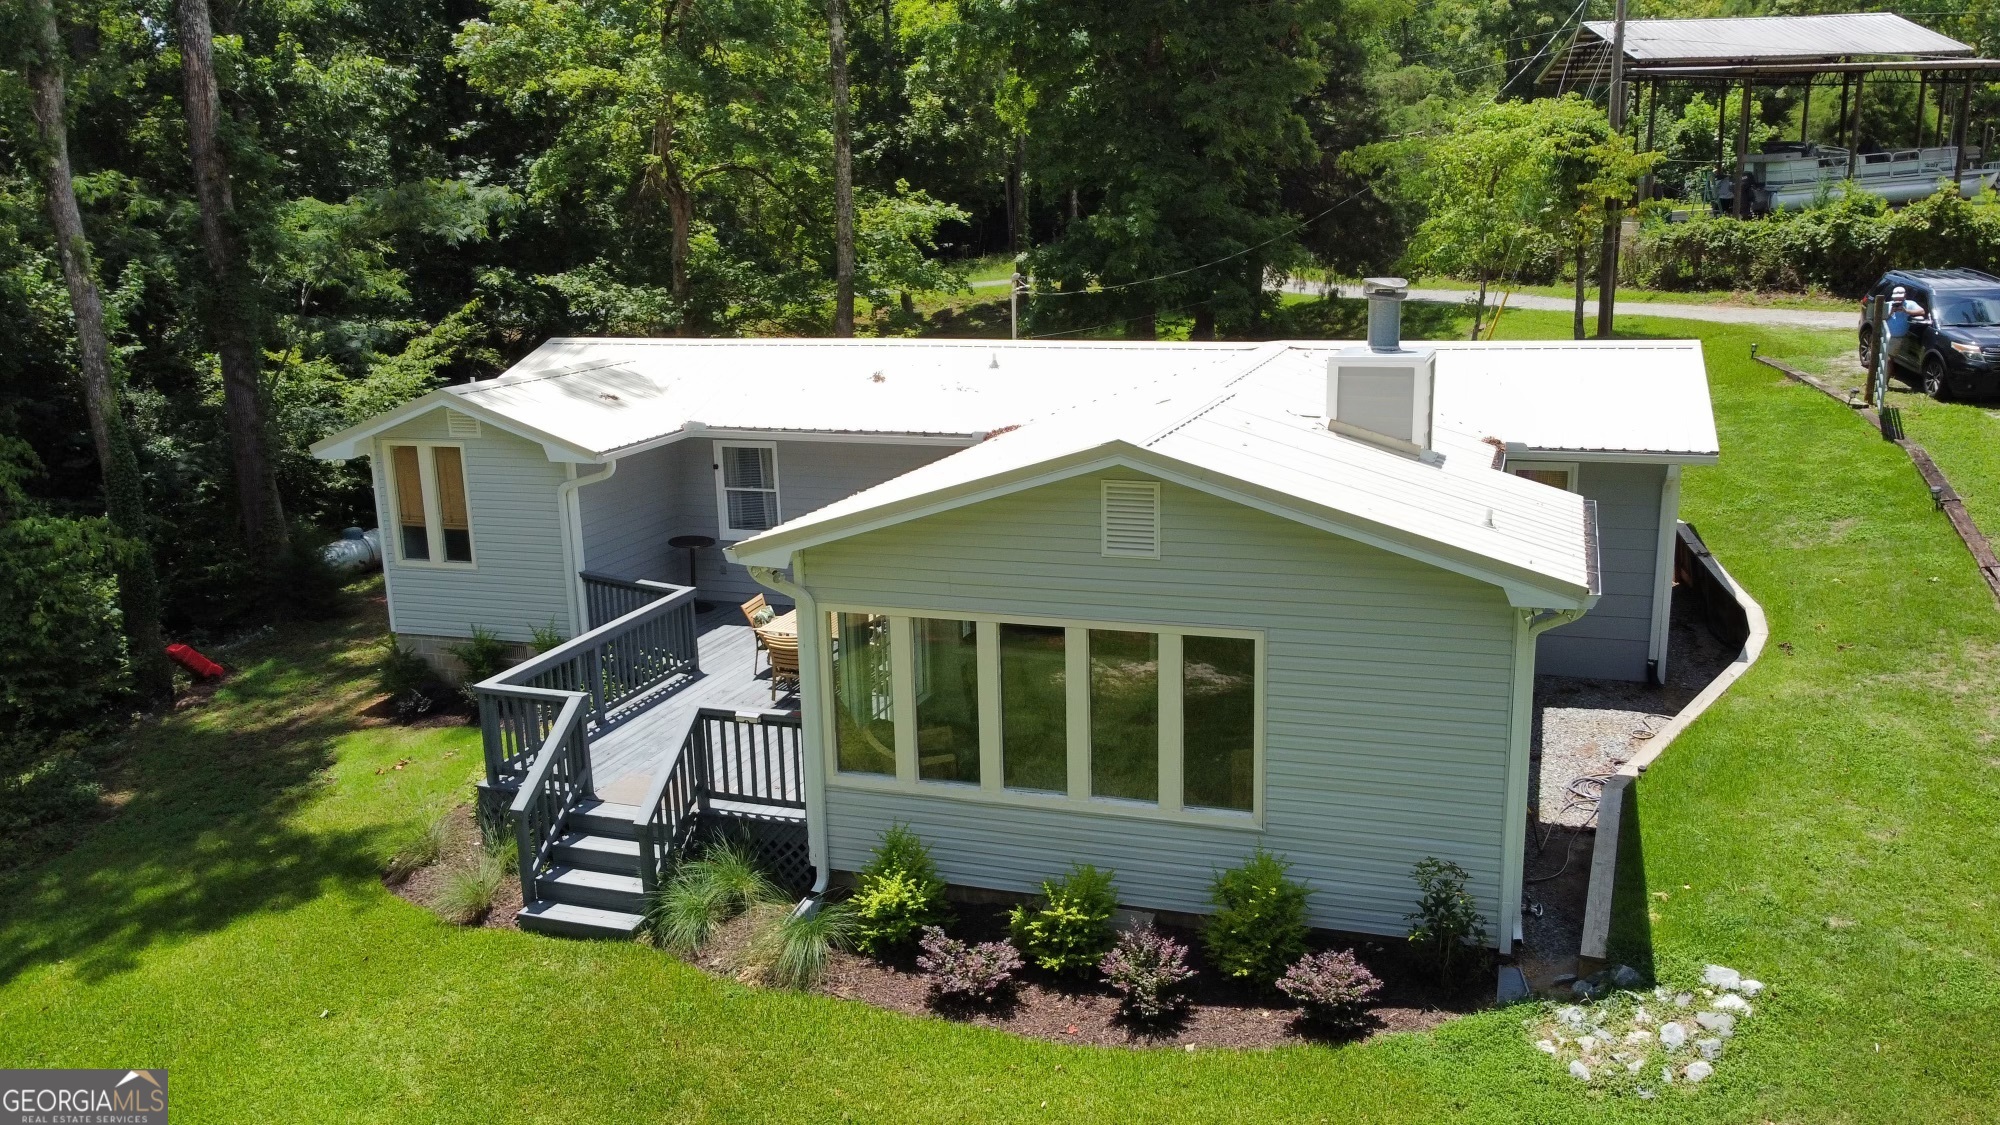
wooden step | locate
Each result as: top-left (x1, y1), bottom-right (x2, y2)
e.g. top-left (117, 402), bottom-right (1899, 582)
top-left (539, 865), bottom-right (647, 913)
top-left (566, 800), bottom-right (646, 840)
top-left (551, 832), bottom-right (643, 875)
top-left (518, 900), bottom-right (644, 940)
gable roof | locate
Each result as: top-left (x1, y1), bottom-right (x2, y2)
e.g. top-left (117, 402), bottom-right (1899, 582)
top-left (729, 344), bottom-right (1609, 610)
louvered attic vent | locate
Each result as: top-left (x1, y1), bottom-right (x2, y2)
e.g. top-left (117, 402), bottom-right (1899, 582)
top-left (446, 411), bottom-right (481, 437)
top-left (1101, 480), bottom-right (1161, 558)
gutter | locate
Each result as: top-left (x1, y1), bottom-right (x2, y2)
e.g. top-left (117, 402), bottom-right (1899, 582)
top-left (745, 561), bottom-right (832, 906)
top-left (555, 460), bottom-right (616, 636)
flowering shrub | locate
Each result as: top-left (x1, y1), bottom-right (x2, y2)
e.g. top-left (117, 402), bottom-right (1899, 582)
top-left (1008, 864), bottom-right (1118, 975)
top-left (916, 926), bottom-right (1023, 1003)
top-left (1276, 949), bottom-right (1382, 1026)
top-left (1100, 926), bottom-right (1196, 1021)
top-left (851, 825), bottom-right (949, 956)
top-left (1405, 856), bottom-right (1488, 983)
top-left (1204, 849), bottom-right (1309, 986)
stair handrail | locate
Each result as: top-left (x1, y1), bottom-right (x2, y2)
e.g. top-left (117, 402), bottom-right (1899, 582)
top-left (474, 578), bottom-right (701, 786)
top-left (634, 707), bottom-right (803, 893)
top-left (507, 691), bottom-right (590, 903)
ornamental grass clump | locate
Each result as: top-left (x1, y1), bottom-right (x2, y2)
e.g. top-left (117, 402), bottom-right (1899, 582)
top-left (1204, 848), bottom-right (1309, 987)
top-left (1007, 864), bottom-right (1118, 975)
top-left (1276, 949), bottom-right (1381, 1027)
top-left (1100, 926), bottom-right (1196, 1022)
top-left (747, 901), bottom-right (855, 990)
top-left (384, 808), bottom-right (450, 883)
top-left (916, 926), bottom-right (1023, 1004)
top-left (645, 839), bottom-right (785, 953)
top-left (1406, 856), bottom-right (1489, 983)
top-left (433, 848), bottom-right (509, 925)
top-left (851, 825), bottom-right (949, 957)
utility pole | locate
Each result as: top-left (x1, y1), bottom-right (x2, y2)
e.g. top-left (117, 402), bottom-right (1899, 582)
top-left (1594, 0), bottom-right (1627, 338)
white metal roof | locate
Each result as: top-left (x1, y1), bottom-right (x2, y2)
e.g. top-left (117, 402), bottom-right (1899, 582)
top-left (731, 343), bottom-right (1618, 607)
top-left (1583, 14), bottom-right (1969, 65)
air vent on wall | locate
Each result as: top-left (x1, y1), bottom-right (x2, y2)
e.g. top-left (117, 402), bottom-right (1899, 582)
top-left (446, 411), bottom-right (481, 438)
top-left (1101, 480), bottom-right (1161, 558)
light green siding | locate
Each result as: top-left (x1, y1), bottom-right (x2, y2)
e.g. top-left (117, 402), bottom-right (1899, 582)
top-left (801, 473), bottom-right (1522, 939)
top-left (1537, 461), bottom-right (1668, 681)
top-left (371, 408), bottom-right (574, 643)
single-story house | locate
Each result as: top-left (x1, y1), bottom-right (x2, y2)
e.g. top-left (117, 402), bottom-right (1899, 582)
top-left (311, 289), bottom-right (1717, 948)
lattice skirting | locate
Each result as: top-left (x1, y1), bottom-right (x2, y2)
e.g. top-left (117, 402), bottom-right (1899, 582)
top-left (695, 811), bottom-right (814, 894)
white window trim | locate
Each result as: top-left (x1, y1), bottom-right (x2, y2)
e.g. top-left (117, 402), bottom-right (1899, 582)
top-left (713, 439), bottom-right (782, 541)
top-left (820, 604), bottom-right (1266, 829)
top-left (382, 440), bottom-right (477, 569)
top-left (1504, 459), bottom-right (1581, 494)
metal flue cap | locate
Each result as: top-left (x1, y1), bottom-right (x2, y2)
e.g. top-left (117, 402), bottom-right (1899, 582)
top-left (1361, 277), bottom-right (1409, 299)
top-left (1362, 277), bottom-right (1410, 352)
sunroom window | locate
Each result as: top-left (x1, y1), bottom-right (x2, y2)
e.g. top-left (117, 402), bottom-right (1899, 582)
top-left (386, 443), bottom-right (473, 565)
top-left (831, 612), bottom-right (896, 776)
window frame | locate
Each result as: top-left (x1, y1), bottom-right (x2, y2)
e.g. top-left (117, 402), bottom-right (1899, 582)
top-left (1504, 459), bottom-right (1581, 494)
top-left (713, 440), bottom-right (782, 541)
top-left (817, 603), bottom-right (1265, 829)
top-left (380, 439), bottom-right (477, 569)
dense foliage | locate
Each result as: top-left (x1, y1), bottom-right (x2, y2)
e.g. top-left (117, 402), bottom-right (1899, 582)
top-left (1276, 948), bottom-right (1381, 1026)
top-left (850, 824), bottom-right (949, 956)
top-left (1099, 925), bottom-right (1196, 1021)
top-left (1006, 863), bottom-right (1117, 975)
top-left (1203, 848), bottom-right (1309, 987)
top-left (1404, 856), bottom-right (1488, 984)
top-left (915, 925), bottom-right (1022, 1003)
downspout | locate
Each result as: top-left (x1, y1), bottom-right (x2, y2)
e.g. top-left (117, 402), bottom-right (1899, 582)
top-left (1646, 465), bottom-right (1683, 684)
top-left (556, 459), bottom-right (616, 636)
top-left (1499, 603), bottom-right (1591, 954)
top-left (747, 560), bottom-right (832, 906)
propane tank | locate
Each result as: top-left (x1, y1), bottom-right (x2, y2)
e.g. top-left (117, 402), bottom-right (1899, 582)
top-left (321, 526), bottom-right (383, 574)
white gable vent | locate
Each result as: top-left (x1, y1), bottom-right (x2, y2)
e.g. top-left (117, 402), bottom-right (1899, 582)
top-left (1101, 480), bottom-right (1161, 558)
top-left (1327, 347), bottom-right (1437, 459)
top-left (445, 410), bottom-right (481, 438)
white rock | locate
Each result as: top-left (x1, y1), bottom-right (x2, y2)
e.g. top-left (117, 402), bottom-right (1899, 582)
top-left (1626, 1057), bottom-right (1645, 1074)
top-left (1637, 1087), bottom-right (1656, 1100)
top-left (1611, 964), bottom-right (1644, 988)
top-left (1660, 1066), bottom-right (1675, 1085)
top-left (1556, 1005), bottom-right (1588, 1029)
top-left (1713, 993), bottom-right (1752, 1015)
top-left (1569, 1060), bottom-right (1592, 1081)
top-left (1576, 1034), bottom-right (1599, 1054)
top-left (1703, 965), bottom-right (1741, 990)
top-left (1739, 979), bottom-right (1765, 998)
top-left (1535, 1039), bottom-right (1559, 1055)
top-left (1659, 1022), bottom-right (1688, 1050)
top-left (1625, 1030), bottom-right (1654, 1045)
top-left (1632, 1006), bottom-right (1653, 1025)
top-left (1697, 1038), bottom-right (1724, 1061)
top-left (1675, 992), bottom-right (1693, 1008)
top-left (1684, 1060), bottom-right (1714, 1083)
top-left (1696, 1011), bottom-right (1737, 1037)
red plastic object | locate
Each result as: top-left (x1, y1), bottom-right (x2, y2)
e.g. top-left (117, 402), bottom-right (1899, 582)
top-left (166, 643), bottom-right (225, 680)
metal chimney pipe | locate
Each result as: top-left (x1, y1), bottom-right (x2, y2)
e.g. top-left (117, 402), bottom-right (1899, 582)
top-left (1362, 277), bottom-right (1409, 352)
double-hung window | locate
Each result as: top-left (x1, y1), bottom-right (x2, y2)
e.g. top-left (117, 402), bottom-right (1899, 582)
top-left (385, 442), bottom-right (474, 565)
top-left (715, 441), bottom-right (781, 540)
top-left (826, 611), bottom-right (1262, 822)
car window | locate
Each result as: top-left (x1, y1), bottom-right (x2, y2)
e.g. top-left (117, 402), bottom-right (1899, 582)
top-left (1937, 293), bottom-right (2000, 326)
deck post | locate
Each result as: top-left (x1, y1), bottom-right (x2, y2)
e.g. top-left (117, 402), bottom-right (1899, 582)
top-left (1733, 78), bottom-right (1752, 218)
top-left (1954, 74), bottom-right (1971, 183)
top-left (1846, 72), bottom-right (1866, 180)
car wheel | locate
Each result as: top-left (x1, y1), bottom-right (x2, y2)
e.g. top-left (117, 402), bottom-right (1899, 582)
top-left (1859, 325), bottom-right (1876, 369)
top-left (1923, 354), bottom-right (1951, 401)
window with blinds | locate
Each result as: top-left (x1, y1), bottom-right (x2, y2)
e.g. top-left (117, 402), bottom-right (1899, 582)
top-left (385, 442), bottom-right (475, 566)
top-left (1101, 480), bottom-right (1162, 558)
top-left (716, 442), bottom-right (780, 539)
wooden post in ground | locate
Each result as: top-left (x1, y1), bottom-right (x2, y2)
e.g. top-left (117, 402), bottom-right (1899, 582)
top-left (1800, 76), bottom-right (1811, 143)
top-left (1733, 79), bottom-right (1753, 219)
top-left (1847, 73), bottom-right (1867, 179)
top-left (1954, 74), bottom-right (1972, 184)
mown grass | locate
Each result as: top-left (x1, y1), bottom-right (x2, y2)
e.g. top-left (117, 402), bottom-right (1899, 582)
top-left (1294, 269), bottom-right (1855, 312)
top-left (1, 314), bottom-right (1996, 1122)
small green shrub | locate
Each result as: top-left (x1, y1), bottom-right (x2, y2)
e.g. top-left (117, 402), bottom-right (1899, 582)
top-left (530, 620), bottom-right (566, 654)
top-left (851, 825), bottom-right (949, 957)
top-left (1008, 864), bottom-right (1117, 975)
top-left (1205, 848), bottom-right (1309, 986)
top-left (434, 850), bottom-right (508, 924)
top-left (644, 839), bottom-right (785, 953)
top-left (448, 625), bottom-right (511, 680)
top-left (385, 809), bottom-right (450, 882)
top-left (378, 642), bottom-right (435, 700)
top-left (750, 900), bottom-right (855, 990)
top-left (1406, 856), bottom-right (1489, 983)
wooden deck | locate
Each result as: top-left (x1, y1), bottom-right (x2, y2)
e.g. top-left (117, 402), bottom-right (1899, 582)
top-left (588, 608), bottom-right (799, 804)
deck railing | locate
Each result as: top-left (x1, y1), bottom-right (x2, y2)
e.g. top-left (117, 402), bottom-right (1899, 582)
top-left (509, 693), bottom-right (591, 902)
top-left (475, 577), bottom-right (700, 787)
top-left (581, 571), bottom-right (675, 630)
top-left (636, 709), bottom-right (804, 893)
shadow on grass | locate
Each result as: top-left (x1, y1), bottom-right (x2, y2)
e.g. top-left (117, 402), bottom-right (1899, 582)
top-left (0, 590), bottom-right (393, 986)
top-left (1604, 779), bottom-right (1658, 979)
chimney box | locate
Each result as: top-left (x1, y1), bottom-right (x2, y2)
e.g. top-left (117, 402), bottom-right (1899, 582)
top-left (1328, 279), bottom-right (1437, 458)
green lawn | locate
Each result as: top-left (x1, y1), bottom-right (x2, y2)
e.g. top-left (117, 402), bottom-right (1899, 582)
top-left (3, 313), bottom-right (1997, 1122)
top-left (1296, 271), bottom-right (1854, 312)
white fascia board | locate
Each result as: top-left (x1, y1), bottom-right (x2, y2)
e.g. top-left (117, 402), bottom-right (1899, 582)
top-left (600, 425), bottom-right (984, 461)
top-left (1507, 444), bottom-right (1720, 466)
top-left (727, 443), bottom-right (1596, 610)
top-left (310, 391), bottom-right (601, 465)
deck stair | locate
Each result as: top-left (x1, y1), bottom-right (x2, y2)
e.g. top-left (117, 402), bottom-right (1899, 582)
top-left (518, 800), bottom-right (650, 939)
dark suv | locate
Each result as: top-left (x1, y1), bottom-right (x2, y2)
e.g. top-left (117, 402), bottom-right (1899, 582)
top-left (1859, 268), bottom-right (2000, 400)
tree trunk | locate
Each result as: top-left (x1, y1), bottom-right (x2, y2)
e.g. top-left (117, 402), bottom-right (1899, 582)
top-left (27, 0), bottom-right (173, 705)
top-left (1006, 135), bottom-right (1025, 255)
top-left (1573, 237), bottom-right (1588, 340)
top-left (1125, 309), bottom-right (1156, 340)
top-left (649, 118), bottom-right (696, 332)
top-left (828, 0), bottom-right (855, 336)
top-left (1192, 303), bottom-right (1216, 340)
top-left (175, 0), bottom-right (288, 565)
top-left (1471, 270), bottom-right (1488, 340)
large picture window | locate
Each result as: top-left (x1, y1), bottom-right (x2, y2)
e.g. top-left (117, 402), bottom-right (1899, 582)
top-left (715, 441), bottom-right (780, 539)
top-left (385, 442), bottom-right (474, 566)
top-left (824, 609), bottom-right (1261, 823)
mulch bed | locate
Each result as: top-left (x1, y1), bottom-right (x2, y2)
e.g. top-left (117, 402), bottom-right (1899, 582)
top-left (705, 901), bottom-right (1489, 1049)
top-left (385, 803), bottom-right (522, 929)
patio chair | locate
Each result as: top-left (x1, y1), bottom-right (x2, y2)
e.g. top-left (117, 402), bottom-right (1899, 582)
top-left (761, 630), bottom-right (800, 702)
top-left (741, 594), bottom-right (773, 672)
